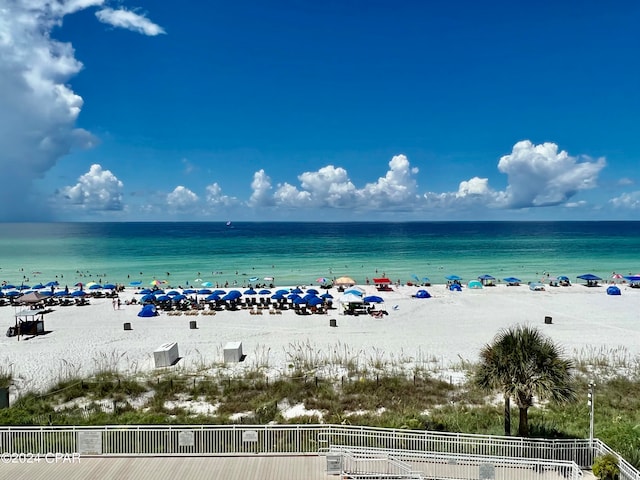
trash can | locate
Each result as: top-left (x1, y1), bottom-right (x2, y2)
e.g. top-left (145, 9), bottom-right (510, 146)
top-left (189, 320), bottom-right (197, 329)
top-left (329, 318), bottom-right (337, 327)
top-left (544, 316), bottom-right (552, 324)
top-left (123, 322), bottom-right (132, 330)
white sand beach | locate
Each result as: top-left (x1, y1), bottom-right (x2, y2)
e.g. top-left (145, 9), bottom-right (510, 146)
top-left (2, 282), bottom-right (640, 398)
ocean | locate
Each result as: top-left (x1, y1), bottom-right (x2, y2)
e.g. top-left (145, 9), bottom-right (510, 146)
top-left (0, 222), bottom-right (638, 288)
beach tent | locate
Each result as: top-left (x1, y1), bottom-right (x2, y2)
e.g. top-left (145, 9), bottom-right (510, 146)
top-left (373, 278), bottom-right (391, 286)
top-left (415, 289), bottom-right (431, 299)
top-left (338, 293), bottom-right (364, 304)
top-left (606, 285), bottom-right (621, 296)
top-left (17, 291), bottom-right (47, 304)
top-left (529, 282), bottom-right (545, 291)
top-left (137, 304), bottom-right (158, 317)
top-left (449, 283), bottom-right (462, 292)
top-left (468, 280), bottom-right (483, 289)
top-left (503, 277), bottom-right (521, 286)
top-left (477, 274), bottom-right (495, 286)
top-left (577, 274), bottom-right (602, 287)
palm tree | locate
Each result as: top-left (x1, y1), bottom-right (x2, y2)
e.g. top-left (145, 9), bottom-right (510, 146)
top-left (474, 325), bottom-right (576, 437)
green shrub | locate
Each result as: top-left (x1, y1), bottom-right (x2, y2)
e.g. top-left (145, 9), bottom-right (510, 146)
top-left (592, 453), bottom-right (620, 480)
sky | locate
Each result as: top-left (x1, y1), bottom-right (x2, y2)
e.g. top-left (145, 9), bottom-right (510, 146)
top-left (1, 0), bottom-right (639, 222)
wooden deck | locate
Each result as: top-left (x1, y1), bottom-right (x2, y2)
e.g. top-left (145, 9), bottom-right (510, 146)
top-left (0, 455), bottom-right (334, 480)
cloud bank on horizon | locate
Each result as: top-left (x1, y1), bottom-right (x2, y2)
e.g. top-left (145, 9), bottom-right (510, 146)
top-left (1, 1), bottom-right (638, 221)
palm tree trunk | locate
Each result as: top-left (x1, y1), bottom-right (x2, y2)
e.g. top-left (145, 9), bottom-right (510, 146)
top-left (518, 406), bottom-right (529, 437)
top-left (504, 394), bottom-right (511, 436)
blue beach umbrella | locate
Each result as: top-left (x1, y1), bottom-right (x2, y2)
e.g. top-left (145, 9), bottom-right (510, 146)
top-left (156, 295), bottom-right (171, 302)
top-left (276, 289), bottom-right (289, 295)
top-left (88, 284), bottom-right (102, 290)
top-left (503, 277), bottom-right (521, 284)
top-left (306, 288), bottom-right (319, 295)
top-left (6, 291), bottom-right (22, 297)
top-left (445, 275), bottom-right (462, 281)
top-left (287, 293), bottom-right (301, 300)
top-left (302, 293), bottom-right (319, 302)
top-left (166, 290), bottom-right (180, 296)
top-left (129, 280), bottom-right (142, 286)
top-left (364, 295), bottom-right (384, 303)
top-left (258, 289), bottom-right (271, 295)
top-left (183, 289), bottom-right (196, 294)
top-left (54, 291), bottom-right (68, 297)
top-left (197, 289), bottom-right (212, 295)
top-left (2, 285), bottom-right (16, 290)
top-left (39, 291), bottom-right (53, 297)
top-left (32, 283), bottom-right (44, 290)
top-left (222, 290), bottom-right (242, 301)
top-left (45, 281), bottom-right (59, 287)
top-left (320, 293), bottom-right (333, 299)
top-left (71, 290), bottom-right (87, 297)
top-left (412, 274), bottom-right (420, 282)
top-left (244, 288), bottom-right (257, 295)
top-left (213, 289), bottom-right (226, 295)
top-left (290, 287), bottom-right (303, 294)
top-left (292, 297), bottom-right (306, 305)
top-left (17, 285), bottom-right (30, 290)
top-left (271, 293), bottom-right (286, 301)
top-left (139, 288), bottom-right (152, 294)
top-left (172, 294), bottom-right (187, 301)
top-left (103, 284), bottom-right (116, 290)
top-left (307, 296), bottom-right (323, 306)
top-left (140, 294), bottom-right (156, 303)
top-left (205, 293), bottom-right (221, 302)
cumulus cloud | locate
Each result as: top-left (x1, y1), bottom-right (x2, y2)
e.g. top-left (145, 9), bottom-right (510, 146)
top-left (358, 154), bottom-right (419, 207)
top-left (57, 164), bottom-right (124, 210)
top-left (497, 140), bottom-right (606, 208)
top-left (248, 169), bottom-right (275, 207)
top-left (0, 0), bottom-right (162, 220)
top-left (205, 182), bottom-right (238, 207)
top-left (618, 177), bottom-right (634, 186)
top-left (610, 192), bottom-right (640, 210)
top-left (167, 186), bottom-right (199, 210)
top-left (95, 8), bottom-right (166, 36)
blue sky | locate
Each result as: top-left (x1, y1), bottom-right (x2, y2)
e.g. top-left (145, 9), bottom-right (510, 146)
top-left (2, 1), bottom-right (639, 221)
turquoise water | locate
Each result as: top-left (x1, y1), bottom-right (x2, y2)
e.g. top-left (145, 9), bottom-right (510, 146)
top-left (0, 222), bottom-right (638, 288)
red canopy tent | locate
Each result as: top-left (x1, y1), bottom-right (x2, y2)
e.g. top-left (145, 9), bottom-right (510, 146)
top-left (373, 278), bottom-right (391, 285)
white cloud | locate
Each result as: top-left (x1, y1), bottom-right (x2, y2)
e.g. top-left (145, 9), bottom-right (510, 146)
top-left (358, 154), bottom-right (419, 207)
top-left (610, 192), bottom-right (640, 210)
top-left (205, 182), bottom-right (238, 207)
top-left (497, 140), bottom-right (606, 208)
top-left (273, 182), bottom-right (313, 206)
top-left (167, 186), bottom-right (199, 210)
top-left (57, 164), bottom-right (124, 210)
top-left (95, 8), bottom-right (165, 36)
top-left (248, 169), bottom-right (275, 207)
top-left (0, 0), bottom-right (162, 220)
top-left (618, 177), bottom-right (634, 186)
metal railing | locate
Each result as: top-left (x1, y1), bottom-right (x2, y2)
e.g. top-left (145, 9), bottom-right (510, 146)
top-left (0, 424), bottom-right (638, 479)
top-left (332, 445), bottom-right (583, 480)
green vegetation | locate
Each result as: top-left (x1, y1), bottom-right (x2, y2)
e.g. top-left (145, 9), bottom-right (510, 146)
top-left (592, 453), bottom-right (620, 480)
top-left (474, 325), bottom-right (576, 437)
top-left (0, 342), bottom-right (639, 468)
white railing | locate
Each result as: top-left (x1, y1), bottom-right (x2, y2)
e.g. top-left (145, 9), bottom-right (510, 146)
top-left (0, 424), bottom-right (638, 479)
top-left (332, 445), bottom-right (583, 480)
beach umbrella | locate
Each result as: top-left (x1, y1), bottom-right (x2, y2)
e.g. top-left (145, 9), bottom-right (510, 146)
top-left (139, 288), bottom-right (153, 294)
top-left (54, 291), bottom-right (68, 297)
top-left (156, 295), bottom-right (171, 302)
top-left (320, 293), bottom-right (333, 299)
top-left (244, 288), bottom-right (257, 295)
top-left (129, 280), bottom-right (142, 286)
top-left (412, 274), bottom-right (420, 282)
top-left (32, 283), bottom-right (44, 290)
top-left (290, 287), bottom-right (303, 294)
top-left (201, 281), bottom-right (213, 287)
top-left (140, 294), bottom-right (156, 303)
top-left (205, 293), bottom-right (221, 302)
top-left (151, 289), bottom-right (165, 295)
top-left (306, 288), bottom-right (319, 295)
top-left (222, 290), bottom-right (242, 301)
top-left (422, 277), bottom-right (430, 283)
top-left (17, 285), bottom-right (30, 290)
top-left (166, 290), bottom-right (180, 296)
top-left (302, 293), bottom-right (319, 302)
top-left (6, 291), bottom-right (22, 297)
top-left (183, 289), bottom-right (197, 294)
top-left (45, 281), bottom-right (59, 287)
top-left (271, 293), bottom-right (286, 300)
top-left (258, 289), bottom-right (271, 295)
top-left (307, 296), bottom-right (323, 306)
top-left (39, 291), bottom-right (53, 297)
top-left (503, 277), bottom-right (521, 284)
top-left (334, 276), bottom-right (356, 286)
top-left (276, 289), bottom-right (289, 295)
top-left (89, 284), bottom-right (102, 290)
top-left (292, 296), bottom-right (306, 305)
top-left (150, 279), bottom-right (164, 286)
top-left (213, 289), bottom-right (226, 295)
top-left (2, 285), bottom-right (15, 290)
top-left (287, 293), bottom-right (301, 300)
top-left (71, 290), bottom-right (86, 297)
top-left (445, 275), bottom-right (462, 281)
top-left (363, 295), bottom-right (384, 303)
top-left (197, 289), bottom-right (212, 295)
top-left (316, 277), bottom-right (329, 284)
top-left (103, 283), bottom-right (116, 290)
top-left (556, 275), bottom-right (570, 281)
